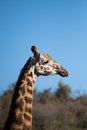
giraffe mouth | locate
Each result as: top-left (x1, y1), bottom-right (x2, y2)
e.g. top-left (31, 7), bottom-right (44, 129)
top-left (57, 66), bottom-right (68, 77)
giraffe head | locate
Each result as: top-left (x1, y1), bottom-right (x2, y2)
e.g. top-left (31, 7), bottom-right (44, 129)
top-left (29, 46), bottom-right (68, 77)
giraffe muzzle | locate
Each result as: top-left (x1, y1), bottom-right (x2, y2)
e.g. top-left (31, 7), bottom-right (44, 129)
top-left (57, 66), bottom-right (68, 77)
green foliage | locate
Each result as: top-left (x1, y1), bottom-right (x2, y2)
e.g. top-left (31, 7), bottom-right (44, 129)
top-left (0, 82), bottom-right (87, 130)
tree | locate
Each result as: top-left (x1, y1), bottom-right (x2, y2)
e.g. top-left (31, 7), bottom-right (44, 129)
top-left (55, 81), bottom-right (71, 99)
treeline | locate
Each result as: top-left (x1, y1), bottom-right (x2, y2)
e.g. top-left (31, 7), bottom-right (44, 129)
top-left (0, 82), bottom-right (87, 130)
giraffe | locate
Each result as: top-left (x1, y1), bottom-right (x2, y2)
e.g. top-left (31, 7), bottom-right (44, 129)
top-left (3, 46), bottom-right (68, 130)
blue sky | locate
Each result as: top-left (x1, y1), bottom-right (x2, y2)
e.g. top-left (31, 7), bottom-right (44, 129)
top-left (0, 0), bottom-right (87, 95)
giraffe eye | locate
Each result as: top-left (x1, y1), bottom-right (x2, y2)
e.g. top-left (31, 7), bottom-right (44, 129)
top-left (43, 61), bottom-right (49, 65)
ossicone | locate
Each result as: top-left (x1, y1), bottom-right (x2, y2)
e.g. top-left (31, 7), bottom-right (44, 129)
top-left (31, 46), bottom-right (40, 56)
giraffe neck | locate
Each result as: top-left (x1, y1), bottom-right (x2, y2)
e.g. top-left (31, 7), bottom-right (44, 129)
top-left (3, 66), bottom-right (37, 130)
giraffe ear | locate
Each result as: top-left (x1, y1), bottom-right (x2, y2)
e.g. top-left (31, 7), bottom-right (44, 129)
top-left (31, 46), bottom-right (40, 56)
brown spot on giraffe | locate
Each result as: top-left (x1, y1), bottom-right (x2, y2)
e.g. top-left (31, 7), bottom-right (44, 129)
top-left (12, 128), bottom-right (21, 130)
top-left (27, 88), bottom-right (33, 95)
top-left (25, 107), bottom-right (32, 114)
top-left (15, 114), bottom-right (23, 125)
top-left (16, 98), bottom-right (24, 111)
top-left (27, 72), bottom-right (33, 77)
top-left (27, 79), bottom-right (32, 87)
top-left (23, 124), bottom-right (31, 130)
top-left (24, 96), bottom-right (32, 104)
top-left (20, 85), bottom-right (26, 96)
top-left (24, 113), bottom-right (31, 121)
